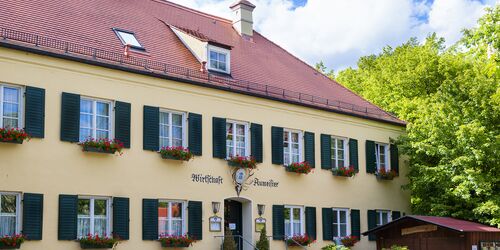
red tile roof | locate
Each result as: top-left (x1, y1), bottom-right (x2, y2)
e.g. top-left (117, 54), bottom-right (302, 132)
top-left (0, 0), bottom-right (405, 125)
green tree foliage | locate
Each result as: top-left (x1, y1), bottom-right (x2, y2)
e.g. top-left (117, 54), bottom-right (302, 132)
top-left (332, 6), bottom-right (500, 227)
top-left (255, 227), bottom-right (269, 250)
top-left (315, 61), bottom-right (336, 80)
top-left (223, 227), bottom-right (237, 250)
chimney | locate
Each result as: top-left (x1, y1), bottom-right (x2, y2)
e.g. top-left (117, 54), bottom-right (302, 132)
top-left (230, 0), bottom-right (256, 37)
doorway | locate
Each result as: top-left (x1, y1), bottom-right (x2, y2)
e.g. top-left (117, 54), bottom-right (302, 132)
top-left (224, 198), bottom-right (253, 250)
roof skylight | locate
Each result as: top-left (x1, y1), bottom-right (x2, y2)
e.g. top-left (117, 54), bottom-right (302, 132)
top-left (113, 29), bottom-right (143, 49)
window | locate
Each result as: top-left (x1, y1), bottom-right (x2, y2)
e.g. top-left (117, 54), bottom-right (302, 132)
top-left (375, 143), bottom-right (390, 171)
top-left (0, 84), bottom-right (23, 129)
top-left (208, 45), bottom-right (230, 74)
top-left (284, 129), bottom-right (303, 166)
top-left (113, 29), bottom-right (143, 49)
top-left (77, 197), bottom-right (111, 238)
top-left (331, 137), bottom-right (348, 169)
top-left (159, 110), bottom-right (186, 149)
top-left (158, 200), bottom-right (185, 236)
top-left (284, 206), bottom-right (303, 237)
top-left (79, 98), bottom-right (113, 142)
top-left (226, 121), bottom-right (249, 158)
top-left (332, 208), bottom-right (349, 243)
top-left (0, 192), bottom-right (21, 236)
top-left (376, 210), bottom-right (391, 227)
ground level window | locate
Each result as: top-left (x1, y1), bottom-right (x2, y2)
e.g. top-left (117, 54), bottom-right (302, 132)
top-left (375, 143), bottom-right (389, 171)
top-left (284, 206), bottom-right (303, 237)
top-left (158, 201), bottom-right (185, 236)
top-left (333, 208), bottom-right (349, 242)
top-left (376, 210), bottom-right (391, 227)
top-left (0, 193), bottom-right (21, 236)
top-left (0, 84), bottom-right (23, 129)
top-left (77, 197), bottom-right (111, 238)
top-left (159, 110), bottom-right (186, 148)
top-left (284, 129), bottom-right (303, 166)
top-left (226, 121), bottom-right (249, 158)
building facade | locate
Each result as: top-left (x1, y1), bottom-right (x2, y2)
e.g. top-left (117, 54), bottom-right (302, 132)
top-left (0, 0), bottom-right (409, 249)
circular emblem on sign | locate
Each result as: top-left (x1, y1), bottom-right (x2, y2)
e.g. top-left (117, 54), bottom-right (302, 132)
top-left (235, 168), bottom-right (246, 184)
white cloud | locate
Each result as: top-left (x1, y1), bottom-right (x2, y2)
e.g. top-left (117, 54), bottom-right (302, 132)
top-left (168, 0), bottom-right (495, 70)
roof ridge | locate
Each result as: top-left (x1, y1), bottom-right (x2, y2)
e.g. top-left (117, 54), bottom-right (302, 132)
top-left (151, 0), bottom-right (232, 24)
top-left (254, 31), bottom-right (401, 120)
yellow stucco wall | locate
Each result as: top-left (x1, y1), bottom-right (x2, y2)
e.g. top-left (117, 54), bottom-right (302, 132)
top-left (0, 47), bottom-right (409, 250)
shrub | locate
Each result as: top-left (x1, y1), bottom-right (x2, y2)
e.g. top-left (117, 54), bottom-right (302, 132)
top-left (222, 227), bottom-right (237, 250)
top-left (255, 227), bottom-right (269, 250)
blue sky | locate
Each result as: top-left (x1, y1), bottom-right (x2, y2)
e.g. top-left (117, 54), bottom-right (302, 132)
top-left (170, 0), bottom-right (495, 70)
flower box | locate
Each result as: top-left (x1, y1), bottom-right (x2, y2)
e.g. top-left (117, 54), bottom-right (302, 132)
top-left (285, 162), bottom-right (312, 174)
top-left (332, 166), bottom-right (356, 177)
top-left (0, 128), bottom-right (30, 144)
top-left (375, 169), bottom-right (397, 180)
top-left (159, 146), bottom-right (193, 161)
top-left (158, 235), bottom-right (195, 248)
top-left (286, 235), bottom-right (314, 247)
top-left (0, 235), bottom-right (25, 249)
top-left (79, 138), bottom-right (124, 155)
top-left (227, 156), bottom-right (257, 169)
top-left (340, 235), bottom-right (358, 247)
top-left (79, 235), bottom-right (117, 249)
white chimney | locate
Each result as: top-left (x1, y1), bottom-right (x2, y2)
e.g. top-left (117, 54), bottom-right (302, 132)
top-left (230, 0), bottom-right (256, 37)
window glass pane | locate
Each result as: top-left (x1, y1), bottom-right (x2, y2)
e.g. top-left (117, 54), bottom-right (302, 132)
top-left (78, 199), bottom-right (90, 215)
top-left (172, 220), bottom-right (183, 236)
top-left (158, 202), bottom-right (168, 235)
top-left (3, 88), bottom-right (19, 103)
top-left (96, 130), bottom-right (109, 140)
top-left (80, 129), bottom-right (92, 142)
top-left (293, 208), bottom-right (300, 220)
top-left (1, 195), bottom-right (16, 213)
top-left (160, 138), bottom-right (169, 148)
top-left (160, 112), bottom-right (169, 125)
top-left (94, 200), bottom-right (107, 216)
top-left (340, 224), bottom-right (347, 237)
top-left (172, 139), bottom-right (183, 147)
top-left (3, 103), bottom-right (18, 118)
top-left (339, 210), bottom-right (346, 223)
top-left (80, 100), bottom-right (93, 113)
top-left (94, 218), bottom-right (107, 237)
top-left (0, 216), bottom-right (16, 236)
top-left (284, 208), bottom-right (291, 236)
top-left (284, 131), bottom-right (289, 142)
top-left (160, 124), bottom-right (169, 138)
top-left (96, 102), bottom-right (109, 116)
top-left (171, 203), bottom-right (182, 218)
top-left (77, 217), bottom-right (90, 238)
top-left (172, 127), bottom-right (182, 140)
top-left (172, 114), bottom-right (182, 126)
top-left (2, 118), bottom-right (18, 129)
top-left (332, 210), bottom-right (338, 224)
top-left (337, 139), bottom-right (344, 149)
top-left (219, 53), bottom-right (226, 63)
top-left (291, 133), bottom-right (299, 143)
top-left (80, 114), bottom-right (93, 128)
top-left (210, 51), bottom-right (217, 60)
top-left (96, 116), bottom-right (109, 130)
top-left (219, 63), bottom-right (227, 71)
top-left (117, 31), bottom-right (142, 47)
top-left (333, 224), bottom-right (339, 238)
top-left (236, 124), bottom-right (245, 136)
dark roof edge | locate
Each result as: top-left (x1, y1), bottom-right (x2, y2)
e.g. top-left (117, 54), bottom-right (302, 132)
top-left (362, 216), bottom-right (467, 235)
top-left (0, 41), bottom-right (406, 127)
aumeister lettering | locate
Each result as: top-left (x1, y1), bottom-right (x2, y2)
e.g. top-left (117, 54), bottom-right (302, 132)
top-left (253, 178), bottom-right (279, 188)
top-left (191, 174), bottom-right (223, 185)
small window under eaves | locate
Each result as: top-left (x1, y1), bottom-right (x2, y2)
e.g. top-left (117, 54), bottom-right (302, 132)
top-left (113, 28), bottom-right (144, 50)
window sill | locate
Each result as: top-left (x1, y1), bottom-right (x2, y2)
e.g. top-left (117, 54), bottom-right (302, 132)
top-left (0, 139), bottom-right (23, 144)
top-left (82, 146), bottom-right (117, 154)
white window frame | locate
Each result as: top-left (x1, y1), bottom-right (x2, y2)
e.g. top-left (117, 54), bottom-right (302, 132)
top-left (375, 143), bottom-right (390, 171)
top-left (207, 45), bottom-right (231, 74)
top-left (283, 129), bottom-right (303, 166)
top-left (284, 205), bottom-right (304, 238)
top-left (158, 200), bottom-right (187, 237)
top-left (376, 210), bottom-right (391, 227)
top-left (332, 208), bottom-right (350, 241)
top-left (159, 109), bottom-right (187, 149)
top-left (113, 28), bottom-right (144, 50)
top-left (0, 192), bottom-right (22, 235)
top-left (225, 120), bottom-right (250, 158)
top-left (0, 84), bottom-right (24, 129)
top-left (77, 196), bottom-right (112, 238)
top-left (79, 97), bottom-right (114, 142)
top-left (331, 136), bottom-right (349, 169)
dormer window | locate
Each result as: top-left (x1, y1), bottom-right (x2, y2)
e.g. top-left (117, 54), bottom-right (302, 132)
top-left (208, 45), bottom-right (230, 74)
top-left (113, 28), bottom-right (144, 50)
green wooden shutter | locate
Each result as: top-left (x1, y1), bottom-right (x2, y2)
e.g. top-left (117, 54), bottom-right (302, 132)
top-left (251, 123), bottom-right (263, 163)
top-left (350, 209), bottom-right (360, 239)
top-left (188, 201), bottom-right (203, 240)
top-left (271, 127), bottom-right (284, 165)
top-left (349, 139), bottom-right (359, 172)
top-left (143, 106), bottom-right (159, 151)
top-left (392, 211), bottom-right (401, 220)
top-left (390, 144), bottom-right (399, 175)
top-left (188, 113), bottom-right (202, 156)
top-left (142, 199), bottom-right (158, 240)
top-left (60, 93), bottom-right (80, 142)
top-left (367, 210), bottom-right (377, 241)
top-left (322, 207), bottom-right (333, 241)
top-left (304, 132), bottom-right (315, 168)
top-left (113, 197), bottom-right (130, 240)
top-left (321, 134), bottom-right (331, 169)
top-left (58, 194), bottom-right (77, 240)
top-left (22, 193), bottom-right (43, 240)
top-left (114, 101), bottom-right (131, 148)
top-left (272, 205), bottom-right (284, 240)
top-left (24, 86), bottom-right (45, 138)
top-left (212, 117), bottom-right (226, 159)
top-left (366, 140), bottom-right (376, 173)
top-left (305, 207), bottom-right (316, 240)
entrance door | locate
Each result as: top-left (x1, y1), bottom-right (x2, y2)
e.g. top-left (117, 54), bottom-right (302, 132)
top-left (224, 199), bottom-right (243, 250)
